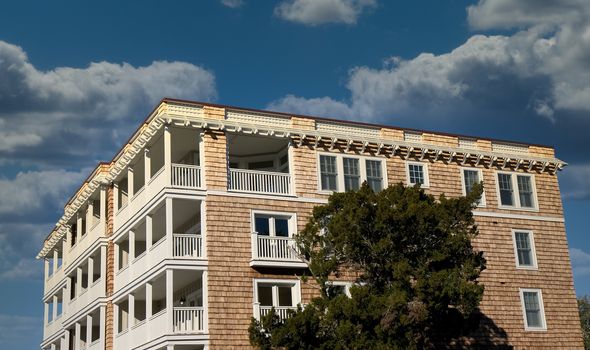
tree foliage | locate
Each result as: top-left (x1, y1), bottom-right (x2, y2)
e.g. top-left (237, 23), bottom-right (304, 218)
top-left (580, 295), bottom-right (590, 349)
top-left (250, 182), bottom-right (486, 349)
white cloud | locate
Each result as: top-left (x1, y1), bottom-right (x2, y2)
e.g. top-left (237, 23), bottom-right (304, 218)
top-left (221, 0), bottom-right (244, 8)
top-left (0, 169), bottom-right (86, 216)
top-left (570, 247), bottom-right (590, 277)
top-left (274, 0), bottom-right (376, 26)
top-left (0, 223), bottom-right (51, 282)
top-left (268, 94), bottom-right (354, 119)
top-left (0, 40), bottom-right (217, 162)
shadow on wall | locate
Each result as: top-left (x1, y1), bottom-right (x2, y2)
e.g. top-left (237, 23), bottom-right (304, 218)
top-left (443, 310), bottom-right (512, 349)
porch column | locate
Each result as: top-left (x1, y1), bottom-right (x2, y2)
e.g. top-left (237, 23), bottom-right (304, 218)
top-left (77, 212), bottom-right (83, 240)
top-left (167, 346), bottom-right (174, 350)
top-left (128, 167), bottom-right (134, 198)
top-left (44, 302), bottom-right (49, 326)
top-left (99, 306), bottom-right (106, 348)
top-left (146, 282), bottom-right (153, 319)
top-left (44, 259), bottom-right (49, 280)
top-left (166, 269), bottom-right (173, 333)
top-left (113, 303), bottom-right (119, 334)
top-left (145, 148), bottom-right (151, 184)
top-left (63, 330), bottom-right (70, 350)
top-left (200, 201), bottom-right (206, 258)
top-left (202, 270), bottom-right (209, 332)
top-left (100, 185), bottom-right (106, 224)
top-left (165, 197), bottom-right (173, 256)
top-left (62, 286), bottom-right (68, 315)
top-left (87, 201), bottom-right (94, 229)
top-left (53, 249), bottom-right (59, 274)
top-left (62, 238), bottom-right (67, 266)
top-left (128, 293), bottom-right (135, 329)
top-left (113, 183), bottom-right (119, 212)
top-left (87, 256), bottom-right (94, 286)
top-left (50, 343), bottom-right (56, 350)
top-left (114, 243), bottom-right (120, 271)
top-left (100, 246), bottom-right (107, 281)
top-left (74, 322), bottom-right (81, 350)
top-left (86, 314), bottom-right (92, 346)
top-left (164, 125), bottom-right (172, 186)
top-left (145, 215), bottom-right (153, 250)
top-left (76, 267), bottom-right (82, 297)
top-left (129, 230), bottom-right (135, 262)
top-left (52, 295), bottom-right (58, 321)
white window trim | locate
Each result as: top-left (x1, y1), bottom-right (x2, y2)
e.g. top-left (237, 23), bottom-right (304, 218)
top-left (519, 288), bottom-right (547, 331)
top-left (511, 229), bottom-right (538, 270)
top-left (316, 152), bottom-right (388, 194)
top-left (405, 161), bottom-right (430, 188)
top-left (460, 167), bottom-right (486, 207)
top-left (494, 171), bottom-right (539, 211)
top-left (250, 210), bottom-right (297, 238)
top-left (329, 281), bottom-right (352, 298)
top-left (253, 278), bottom-right (302, 308)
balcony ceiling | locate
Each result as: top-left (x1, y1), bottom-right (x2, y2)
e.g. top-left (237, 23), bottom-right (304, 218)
top-left (228, 134), bottom-right (288, 157)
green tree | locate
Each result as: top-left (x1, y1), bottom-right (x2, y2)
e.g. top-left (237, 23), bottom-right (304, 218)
top-left (250, 182), bottom-right (487, 349)
top-left (580, 295), bottom-right (590, 349)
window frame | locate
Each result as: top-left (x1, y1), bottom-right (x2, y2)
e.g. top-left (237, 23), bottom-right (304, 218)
top-left (519, 288), bottom-right (547, 331)
top-left (328, 281), bottom-right (353, 298)
top-left (405, 161), bottom-right (430, 188)
top-left (494, 171), bottom-right (538, 211)
top-left (253, 278), bottom-right (302, 308)
top-left (460, 167), bottom-right (486, 207)
top-left (251, 210), bottom-right (297, 238)
top-left (316, 152), bottom-right (388, 194)
top-left (511, 229), bottom-right (538, 270)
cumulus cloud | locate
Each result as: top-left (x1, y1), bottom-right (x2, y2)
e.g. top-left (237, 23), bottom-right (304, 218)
top-left (0, 169), bottom-right (87, 219)
top-left (559, 164), bottom-right (590, 200)
top-left (570, 247), bottom-right (590, 277)
top-left (274, 0), bottom-right (376, 25)
top-left (0, 40), bottom-right (217, 164)
top-left (221, 0), bottom-right (244, 8)
top-left (0, 223), bottom-right (51, 281)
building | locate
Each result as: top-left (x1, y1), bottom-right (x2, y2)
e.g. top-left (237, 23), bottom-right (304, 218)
top-left (38, 98), bottom-right (584, 349)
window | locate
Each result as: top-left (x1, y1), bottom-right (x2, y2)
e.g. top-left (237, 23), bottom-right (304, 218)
top-left (320, 155), bottom-right (338, 191)
top-left (519, 289), bottom-right (546, 330)
top-left (406, 162), bottom-right (429, 187)
top-left (512, 230), bottom-right (537, 269)
top-left (461, 168), bottom-right (485, 206)
top-left (327, 281), bottom-right (352, 298)
top-left (254, 279), bottom-right (301, 319)
top-left (317, 153), bottom-right (386, 193)
top-left (253, 212), bottom-right (294, 238)
top-left (496, 172), bottom-right (537, 209)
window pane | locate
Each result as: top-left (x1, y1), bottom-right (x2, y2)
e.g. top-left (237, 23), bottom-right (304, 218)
top-left (523, 292), bottom-right (542, 327)
top-left (366, 160), bottom-right (383, 192)
top-left (278, 286), bottom-right (293, 306)
top-left (517, 175), bottom-right (534, 208)
top-left (464, 169), bottom-right (482, 204)
top-left (498, 173), bottom-right (514, 206)
top-left (275, 218), bottom-right (289, 237)
top-left (343, 158), bottom-right (360, 191)
top-left (320, 155), bottom-right (338, 191)
top-left (258, 285), bottom-right (273, 306)
top-left (515, 232), bottom-right (533, 266)
top-left (255, 216), bottom-right (270, 236)
top-left (408, 164), bottom-right (424, 185)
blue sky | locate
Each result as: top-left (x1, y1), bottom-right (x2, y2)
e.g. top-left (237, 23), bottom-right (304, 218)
top-left (1, 1), bottom-right (589, 348)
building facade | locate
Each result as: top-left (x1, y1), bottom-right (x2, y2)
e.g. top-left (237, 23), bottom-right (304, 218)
top-left (38, 98), bottom-right (583, 349)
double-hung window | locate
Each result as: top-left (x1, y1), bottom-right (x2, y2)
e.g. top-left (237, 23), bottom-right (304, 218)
top-left (254, 279), bottom-right (301, 321)
top-left (496, 172), bottom-right (537, 209)
top-left (406, 161), bottom-right (429, 187)
top-left (252, 211), bottom-right (298, 262)
top-left (318, 154), bottom-right (386, 192)
top-left (461, 168), bottom-right (485, 206)
top-left (519, 289), bottom-right (546, 330)
top-left (512, 230), bottom-right (537, 269)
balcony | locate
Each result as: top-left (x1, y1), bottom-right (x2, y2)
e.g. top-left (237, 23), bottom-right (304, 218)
top-left (250, 234), bottom-right (307, 268)
top-left (172, 163), bottom-right (201, 188)
top-left (254, 304), bottom-right (298, 322)
top-left (173, 307), bottom-right (205, 332)
top-left (229, 168), bottom-right (291, 195)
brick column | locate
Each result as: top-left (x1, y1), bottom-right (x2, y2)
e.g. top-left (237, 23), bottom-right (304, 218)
top-left (105, 183), bottom-right (115, 350)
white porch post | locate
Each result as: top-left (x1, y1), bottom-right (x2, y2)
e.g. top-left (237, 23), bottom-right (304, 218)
top-left (202, 270), bottom-right (208, 332)
top-left (100, 246), bottom-right (106, 281)
top-left (62, 238), bottom-right (67, 266)
top-left (145, 148), bottom-right (151, 184)
top-left (166, 269), bottom-right (173, 333)
top-left (86, 314), bottom-right (92, 346)
top-left (100, 185), bottom-right (106, 224)
top-left (44, 259), bottom-right (49, 281)
top-left (128, 167), bottom-right (134, 198)
top-left (113, 303), bottom-right (119, 335)
top-left (200, 201), bottom-right (206, 258)
top-left (74, 322), bottom-right (81, 350)
top-left (44, 302), bottom-right (49, 326)
top-left (76, 267), bottom-right (82, 297)
top-left (128, 293), bottom-right (135, 329)
top-left (99, 306), bottom-right (106, 348)
top-left (114, 243), bottom-right (120, 272)
top-left (62, 286), bottom-right (68, 315)
top-left (164, 125), bottom-right (172, 186)
top-left (146, 282), bottom-right (153, 319)
top-left (167, 346), bottom-right (174, 350)
top-left (166, 197), bottom-right (173, 256)
top-left (50, 342), bottom-right (56, 350)
top-left (52, 295), bottom-right (58, 321)
top-left (129, 230), bottom-right (135, 262)
top-left (87, 201), bottom-right (94, 229)
top-left (88, 256), bottom-right (94, 286)
top-left (113, 182), bottom-right (119, 212)
top-left (53, 249), bottom-right (59, 274)
top-left (63, 330), bottom-right (70, 350)
top-left (145, 215), bottom-right (153, 250)
top-left (77, 212), bottom-right (83, 240)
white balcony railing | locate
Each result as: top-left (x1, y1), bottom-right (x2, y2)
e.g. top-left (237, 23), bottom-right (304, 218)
top-left (253, 235), bottom-right (299, 261)
top-left (173, 234), bottom-right (202, 258)
top-left (172, 164), bottom-right (201, 188)
top-left (258, 305), bottom-right (297, 321)
top-left (228, 168), bottom-right (291, 195)
top-left (173, 307), bottom-right (205, 333)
